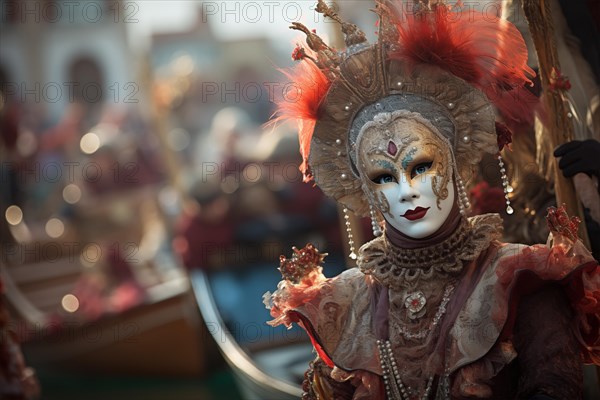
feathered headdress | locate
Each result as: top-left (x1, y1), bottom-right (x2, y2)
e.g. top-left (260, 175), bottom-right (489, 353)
top-left (272, 0), bottom-right (538, 215)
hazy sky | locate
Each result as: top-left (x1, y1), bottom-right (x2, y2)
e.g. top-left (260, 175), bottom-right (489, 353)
top-left (129, 1), bottom-right (343, 54)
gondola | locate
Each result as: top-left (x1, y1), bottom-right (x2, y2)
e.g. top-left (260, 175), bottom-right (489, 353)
top-left (191, 268), bottom-right (307, 400)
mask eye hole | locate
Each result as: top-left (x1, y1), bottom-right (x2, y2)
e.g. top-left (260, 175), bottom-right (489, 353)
top-left (372, 174), bottom-right (397, 185)
top-left (411, 162), bottom-right (433, 179)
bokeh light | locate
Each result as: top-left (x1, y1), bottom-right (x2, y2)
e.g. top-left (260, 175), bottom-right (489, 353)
top-left (63, 184), bottom-right (82, 204)
top-left (80, 132), bottom-right (101, 154)
top-left (45, 218), bottom-right (65, 238)
top-left (5, 205), bottom-right (23, 226)
top-left (61, 294), bottom-right (80, 313)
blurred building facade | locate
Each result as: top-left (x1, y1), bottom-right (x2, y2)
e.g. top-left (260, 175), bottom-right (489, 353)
top-left (1, 0), bottom-right (135, 123)
top-left (151, 7), bottom-right (275, 138)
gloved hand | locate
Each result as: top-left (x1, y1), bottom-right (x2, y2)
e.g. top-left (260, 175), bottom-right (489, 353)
top-left (554, 139), bottom-right (600, 179)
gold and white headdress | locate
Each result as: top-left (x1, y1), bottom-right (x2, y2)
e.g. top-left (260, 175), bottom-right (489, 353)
top-left (273, 0), bottom-right (537, 217)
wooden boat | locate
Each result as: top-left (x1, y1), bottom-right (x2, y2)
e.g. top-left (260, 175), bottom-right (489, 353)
top-left (190, 266), bottom-right (310, 400)
top-left (189, 252), bottom-right (346, 399)
top-left (3, 184), bottom-right (210, 377)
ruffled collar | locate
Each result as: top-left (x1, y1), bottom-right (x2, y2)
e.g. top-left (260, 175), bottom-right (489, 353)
top-left (357, 214), bottom-right (503, 289)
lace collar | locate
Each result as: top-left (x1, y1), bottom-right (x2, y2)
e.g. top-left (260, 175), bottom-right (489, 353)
top-left (357, 214), bottom-right (503, 289)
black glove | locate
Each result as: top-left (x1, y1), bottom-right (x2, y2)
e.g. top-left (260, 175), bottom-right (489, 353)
top-left (554, 139), bottom-right (600, 179)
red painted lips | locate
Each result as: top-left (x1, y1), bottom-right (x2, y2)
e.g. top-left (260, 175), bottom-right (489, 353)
top-left (402, 207), bottom-right (430, 221)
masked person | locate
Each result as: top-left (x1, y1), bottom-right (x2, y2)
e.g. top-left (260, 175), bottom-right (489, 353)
top-left (263, 1), bottom-right (600, 398)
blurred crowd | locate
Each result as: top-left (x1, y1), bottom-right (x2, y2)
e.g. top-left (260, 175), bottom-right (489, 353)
top-left (0, 62), bottom-right (350, 326)
top-left (174, 108), bottom-right (346, 271)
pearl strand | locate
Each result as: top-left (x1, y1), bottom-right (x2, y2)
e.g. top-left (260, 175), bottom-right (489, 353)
top-left (343, 208), bottom-right (357, 260)
top-left (370, 204), bottom-right (383, 237)
top-left (498, 154), bottom-right (514, 214)
top-left (456, 175), bottom-right (471, 215)
top-left (377, 340), bottom-right (436, 400)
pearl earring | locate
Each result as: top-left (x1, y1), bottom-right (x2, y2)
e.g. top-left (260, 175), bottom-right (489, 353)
top-left (343, 208), bottom-right (357, 260)
top-left (456, 175), bottom-right (471, 215)
top-left (370, 204), bottom-right (383, 237)
top-left (450, 152), bottom-right (470, 216)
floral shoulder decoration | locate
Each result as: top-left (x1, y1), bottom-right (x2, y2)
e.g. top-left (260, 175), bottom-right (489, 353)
top-left (263, 244), bottom-right (328, 328)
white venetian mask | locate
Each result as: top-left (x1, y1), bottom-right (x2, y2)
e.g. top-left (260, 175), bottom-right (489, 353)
top-left (356, 115), bottom-right (455, 239)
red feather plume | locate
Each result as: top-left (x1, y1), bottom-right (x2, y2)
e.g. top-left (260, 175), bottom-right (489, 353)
top-left (390, 6), bottom-right (538, 130)
top-left (271, 60), bottom-right (331, 181)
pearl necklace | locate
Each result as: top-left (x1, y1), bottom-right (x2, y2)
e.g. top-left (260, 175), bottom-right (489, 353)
top-left (377, 282), bottom-right (455, 399)
top-left (377, 339), bottom-right (434, 400)
top-left (377, 339), bottom-right (452, 400)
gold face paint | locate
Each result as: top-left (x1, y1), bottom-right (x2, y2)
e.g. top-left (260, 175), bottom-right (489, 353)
top-left (359, 118), bottom-right (451, 206)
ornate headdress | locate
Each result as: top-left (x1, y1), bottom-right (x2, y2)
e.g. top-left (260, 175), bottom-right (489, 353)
top-left (273, 0), bottom-right (537, 217)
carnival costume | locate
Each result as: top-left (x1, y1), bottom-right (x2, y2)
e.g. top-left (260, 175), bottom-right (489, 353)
top-left (263, 1), bottom-right (600, 398)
